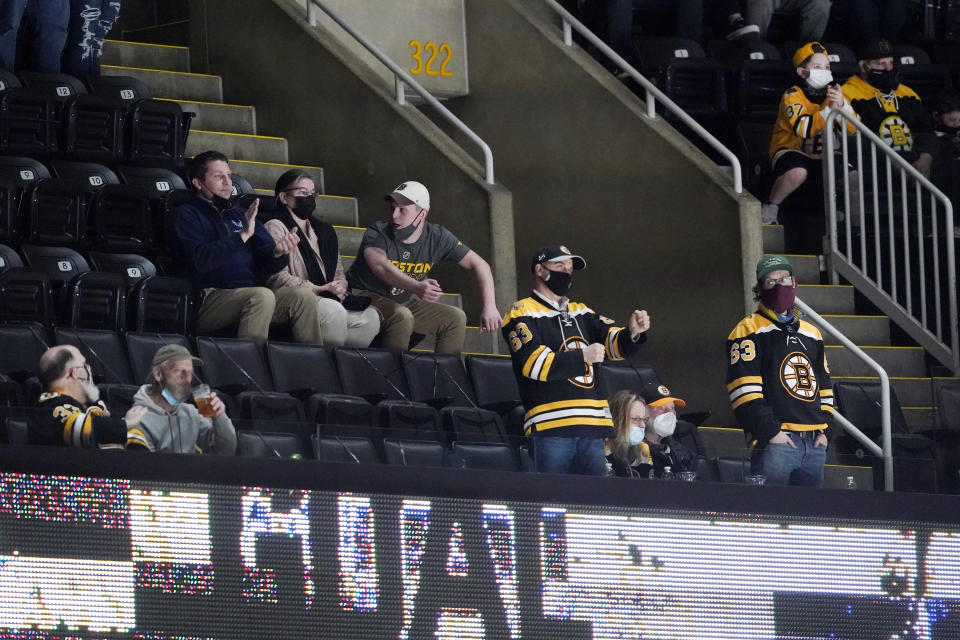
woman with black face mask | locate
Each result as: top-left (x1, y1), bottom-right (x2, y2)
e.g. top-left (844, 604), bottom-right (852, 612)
top-left (263, 170), bottom-right (380, 347)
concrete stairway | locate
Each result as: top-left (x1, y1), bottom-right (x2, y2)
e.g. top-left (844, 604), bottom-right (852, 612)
top-left (100, 39), bottom-right (498, 353)
top-left (762, 223), bottom-right (957, 433)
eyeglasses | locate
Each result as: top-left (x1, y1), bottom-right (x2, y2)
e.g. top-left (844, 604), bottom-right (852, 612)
top-left (284, 188), bottom-right (317, 198)
top-left (69, 364), bottom-right (92, 379)
top-left (761, 275), bottom-right (795, 290)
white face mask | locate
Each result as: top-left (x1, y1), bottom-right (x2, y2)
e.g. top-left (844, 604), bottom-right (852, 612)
top-left (806, 68), bottom-right (833, 90)
top-left (650, 412), bottom-right (677, 437)
top-left (628, 425), bottom-right (645, 446)
top-left (81, 379), bottom-right (100, 404)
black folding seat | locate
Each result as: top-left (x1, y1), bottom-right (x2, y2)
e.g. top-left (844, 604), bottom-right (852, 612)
top-left (899, 64), bottom-right (952, 106)
top-left (18, 71), bottom-right (87, 104)
top-left (230, 174), bottom-right (256, 196)
top-left (717, 456), bottom-right (749, 484)
top-left (0, 70), bottom-right (21, 92)
top-left (266, 341), bottom-right (374, 427)
top-left (87, 75), bottom-right (153, 105)
top-left (663, 58), bottom-right (727, 122)
top-left (237, 430), bottom-right (308, 459)
top-left (21, 244), bottom-right (90, 320)
top-left (22, 179), bottom-right (87, 246)
top-left (735, 121), bottom-right (775, 196)
top-left (0, 157), bottom-right (52, 231)
top-left (604, 363), bottom-right (659, 394)
top-left (50, 159), bottom-right (120, 191)
top-left (0, 322), bottom-right (50, 382)
top-left (196, 336), bottom-right (301, 421)
top-left (335, 347), bottom-right (441, 441)
top-left (61, 94), bottom-right (126, 163)
top-left (735, 59), bottom-right (794, 122)
top-left (126, 99), bottom-right (193, 169)
top-left (451, 441), bottom-right (519, 471)
top-left (464, 354), bottom-right (525, 439)
top-left (0, 243), bottom-right (23, 273)
top-left (0, 83), bottom-right (55, 158)
top-left (383, 438), bottom-right (447, 467)
top-left (55, 327), bottom-right (137, 414)
top-left (0, 176), bottom-right (19, 242)
top-left (116, 165), bottom-right (187, 248)
top-left (67, 271), bottom-right (126, 331)
top-left (312, 433), bottom-right (381, 464)
top-left (130, 276), bottom-right (193, 335)
top-left (636, 36), bottom-right (706, 80)
top-left (0, 374), bottom-right (25, 414)
top-left (88, 184), bottom-right (154, 253)
top-left (821, 42), bottom-right (857, 84)
top-left (126, 332), bottom-right (195, 383)
top-left (0, 268), bottom-right (53, 326)
top-left (6, 417), bottom-right (28, 445)
top-left (446, 409), bottom-right (508, 445)
top-left (88, 251), bottom-right (157, 289)
top-left (835, 381), bottom-right (938, 493)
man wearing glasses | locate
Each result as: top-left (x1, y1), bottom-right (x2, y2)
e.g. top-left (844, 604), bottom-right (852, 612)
top-left (726, 255), bottom-right (834, 486)
top-left (31, 345), bottom-right (149, 448)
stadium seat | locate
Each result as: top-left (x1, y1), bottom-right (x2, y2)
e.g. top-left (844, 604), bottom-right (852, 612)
top-left (266, 342), bottom-right (374, 427)
top-left (0, 176), bottom-right (19, 242)
top-left (735, 121), bottom-right (774, 196)
top-left (126, 332), bottom-right (196, 383)
top-left (735, 59), bottom-right (794, 122)
top-left (22, 180), bottom-right (88, 247)
top-left (131, 276), bottom-right (193, 335)
top-left (237, 430), bottom-right (308, 459)
top-left (936, 382), bottom-right (960, 430)
top-left (18, 71), bottom-right (87, 104)
top-left (0, 157), bottom-right (52, 215)
top-left (312, 434), bottom-right (381, 463)
top-left (662, 57), bottom-right (727, 121)
top-left (126, 99), bottom-right (193, 169)
top-left (54, 327), bottom-right (134, 385)
top-left (635, 36), bottom-right (706, 79)
top-left (88, 184), bottom-right (154, 252)
top-left (383, 438), bottom-right (447, 467)
top-left (61, 94), bottom-right (126, 163)
top-left (451, 441), bottom-right (519, 471)
top-left (445, 408), bottom-right (508, 444)
top-left (0, 69), bottom-right (22, 91)
top-left (230, 173), bottom-right (256, 197)
top-left (195, 336), bottom-right (273, 396)
top-left (0, 243), bottom-right (23, 272)
top-left (5, 417), bottom-right (28, 445)
top-left (87, 75), bottom-right (153, 104)
top-left (116, 165), bottom-right (187, 247)
top-left (0, 373), bottom-right (24, 413)
top-left (464, 354), bottom-right (524, 439)
top-left (21, 244), bottom-right (90, 320)
top-left (67, 271), bottom-right (127, 331)
top-left (88, 251), bottom-right (157, 289)
top-left (401, 352), bottom-right (477, 408)
top-left (717, 456), bottom-right (749, 483)
top-left (0, 86), bottom-right (55, 157)
top-left (50, 159), bottom-right (120, 191)
top-left (604, 363), bottom-right (659, 394)
top-left (899, 63), bottom-right (952, 106)
top-left (0, 323), bottom-right (50, 382)
top-left (0, 268), bottom-right (53, 326)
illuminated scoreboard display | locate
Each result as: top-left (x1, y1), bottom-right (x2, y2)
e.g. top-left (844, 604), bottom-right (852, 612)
top-left (0, 471), bottom-right (959, 639)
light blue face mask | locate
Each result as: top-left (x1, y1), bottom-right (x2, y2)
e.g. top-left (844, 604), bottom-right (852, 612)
top-left (628, 425), bottom-right (646, 446)
top-left (161, 389), bottom-right (182, 406)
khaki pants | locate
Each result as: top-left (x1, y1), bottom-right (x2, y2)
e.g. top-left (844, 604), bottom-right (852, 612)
top-left (357, 290), bottom-right (466, 354)
top-left (196, 286), bottom-right (323, 344)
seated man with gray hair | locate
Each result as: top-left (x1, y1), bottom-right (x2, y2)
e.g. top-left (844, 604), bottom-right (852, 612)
top-left (129, 345), bottom-right (237, 454)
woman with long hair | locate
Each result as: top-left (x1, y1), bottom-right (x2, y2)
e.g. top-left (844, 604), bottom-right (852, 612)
top-left (607, 390), bottom-right (650, 478)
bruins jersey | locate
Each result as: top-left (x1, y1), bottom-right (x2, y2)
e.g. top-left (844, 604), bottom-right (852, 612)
top-left (726, 307), bottom-right (833, 445)
top-left (769, 85), bottom-right (858, 163)
top-left (841, 74), bottom-right (935, 158)
top-left (31, 391), bottom-right (147, 449)
top-left (501, 291), bottom-right (644, 437)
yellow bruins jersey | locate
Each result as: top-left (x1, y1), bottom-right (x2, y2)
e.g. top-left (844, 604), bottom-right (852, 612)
top-left (841, 75), bottom-right (934, 156)
top-left (726, 308), bottom-right (833, 445)
top-left (769, 85), bottom-right (857, 163)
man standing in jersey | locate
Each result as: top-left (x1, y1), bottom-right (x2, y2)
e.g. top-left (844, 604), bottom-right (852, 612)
top-left (726, 255), bottom-right (834, 486)
top-left (502, 245), bottom-right (650, 475)
top-left (346, 180), bottom-right (500, 354)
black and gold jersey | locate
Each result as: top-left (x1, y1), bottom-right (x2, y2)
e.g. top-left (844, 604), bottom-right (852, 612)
top-left (841, 74), bottom-right (935, 158)
top-left (769, 85), bottom-right (858, 164)
top-left (501, 291), bottom-right (644, 438)
top-left (31, 391), bottom-right (144, 448)
top-left (726, 307), bottom-right (833, 445)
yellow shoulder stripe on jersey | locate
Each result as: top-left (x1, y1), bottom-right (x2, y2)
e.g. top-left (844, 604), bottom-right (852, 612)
top-left (731, 392), bottom-right (764, 409)
top-left (727, 313), bottom-right (775, 340)
top-left (727, 375), bottom-right (763, 391)
top-left (527, 416), bottom-right (614, 432)
top-left (502, 297), bottom-right (550, 323)
top-left (798, 319), bottom-right (823, 340)
top-left (524, 398), bottom-right (610, 418)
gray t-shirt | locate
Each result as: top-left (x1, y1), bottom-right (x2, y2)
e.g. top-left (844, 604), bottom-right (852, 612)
top-left (346, 220), bottom-right (470, 303)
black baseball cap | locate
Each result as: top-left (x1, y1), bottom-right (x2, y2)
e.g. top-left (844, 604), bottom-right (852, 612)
top-left (638, 380), bottom-right (687, 408)
top-left (530, 244), bottom-right (586, 272)
top-left (857, 37), bottom-right (894, 62)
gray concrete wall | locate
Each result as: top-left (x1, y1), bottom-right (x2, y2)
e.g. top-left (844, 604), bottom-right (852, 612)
top-left (187, 0), bottom-right (516, 322)
top-left (440, 0), bottom-right (761, 422)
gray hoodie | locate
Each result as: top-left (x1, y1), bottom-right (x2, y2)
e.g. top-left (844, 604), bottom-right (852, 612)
top-left (131, 385), bottom-right (237, 454)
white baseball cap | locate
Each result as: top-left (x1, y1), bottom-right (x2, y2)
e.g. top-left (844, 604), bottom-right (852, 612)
top-left (385, 180), bottom-right (430, 210)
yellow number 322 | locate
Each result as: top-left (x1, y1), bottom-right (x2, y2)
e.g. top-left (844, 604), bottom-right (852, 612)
top-left (409, 40), bottom-right (454, 77)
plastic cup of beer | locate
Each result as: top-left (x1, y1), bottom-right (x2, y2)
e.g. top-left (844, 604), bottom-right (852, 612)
top-left (192, 384), bottom-right (216, 418)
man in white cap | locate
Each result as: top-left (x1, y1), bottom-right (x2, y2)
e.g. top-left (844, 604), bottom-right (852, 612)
top-left (346, 180), bottom-right (500, 354)
top-left (502, 244), bottom-right (651, 475)
top-left (130, 344), bottom-right (236, 454)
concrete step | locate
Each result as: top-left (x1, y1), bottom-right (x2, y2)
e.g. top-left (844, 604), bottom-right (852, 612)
top-left (187, 130), bottom-right (288, 164)
top-left (812, 315), bottom-right (891, 346)
top-left (796, 284), bottom-right (855, 315)
top-left (903, 407), bottom-right (935, 431)
top-left (102, 39), bottom-right (189, 72)
top-left (256, 193), bottom-right (357, 226)
top-left (334, 225), bottom-right (364, 255)
top-left (696, 426), bottom-right (748, 460)
top-left (762, 223), bottom-right (785, 253)
top-left (102, 65), bottom-right (222, 102)
top-left (167, 99), bottom-right (257, 135)
top-left (825, 345), bottom-right (927, 378)
top-left (833, 376), bottom-right (934, 408)
top-left (228, 159), bottom-right (324, 194)
top-left (775, 253), bottom-right (819, 283)
top-left (417, 327), bottom-right (503, 355)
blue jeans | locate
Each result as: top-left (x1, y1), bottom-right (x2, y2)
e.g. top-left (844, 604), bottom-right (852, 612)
top-left (751, 430), bottom-right (826, 487)
top-left (534, 436), bottom-right (608, 476)
top-left (61, 0), bottom-right (120, 78)
top-left (0, 0), bottom-right (68, 73)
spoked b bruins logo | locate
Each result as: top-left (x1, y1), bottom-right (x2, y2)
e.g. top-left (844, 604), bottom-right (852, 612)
top-left (564, 336), bottom-right (595, 389)
top-left (780, 351), bottom-right (818, 401)
top-left (879, 115), bottom-right (913, 152)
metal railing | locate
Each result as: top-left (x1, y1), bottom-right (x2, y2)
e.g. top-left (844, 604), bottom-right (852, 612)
top-left (822, 109), bottom-right (959, 375)
top-left (541, 0), bottom-right (742, 194)
top-left (305, 0), bottom-right (495, 184)
top-left (795, 297), bottom-right (892, 491)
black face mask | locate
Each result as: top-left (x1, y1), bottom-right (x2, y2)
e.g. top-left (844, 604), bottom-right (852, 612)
top-left (869, 68), bottom-right (900, 93)
top-left (210, 193), bottom-right (233, 211)
top-left (290, 195), bottom-right (316, 219)
top-left (542, 270), bottom-right (572, 297)
top-left (388, 210), bottom-right (423, 242)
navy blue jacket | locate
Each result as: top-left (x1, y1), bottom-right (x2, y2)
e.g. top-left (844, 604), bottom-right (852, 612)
top-left (170, 195), bottom-right (284, 289)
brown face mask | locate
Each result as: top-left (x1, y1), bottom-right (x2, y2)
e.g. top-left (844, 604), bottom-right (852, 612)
top-left (761, 284), bottom-right (796, 315)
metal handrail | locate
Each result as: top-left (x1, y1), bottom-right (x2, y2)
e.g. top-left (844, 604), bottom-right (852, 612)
top-left (540, 0), bottom-right (742, 194)
top-left (306, 0), bottom-right (495, 184)
top-left (822, 108), bottom-right (959, 375)
top-left (795, 297), bottom-right (892, 491)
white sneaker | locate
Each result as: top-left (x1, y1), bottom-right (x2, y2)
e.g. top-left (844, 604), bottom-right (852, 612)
top-left (761, 203), bottom-right (779, 224)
